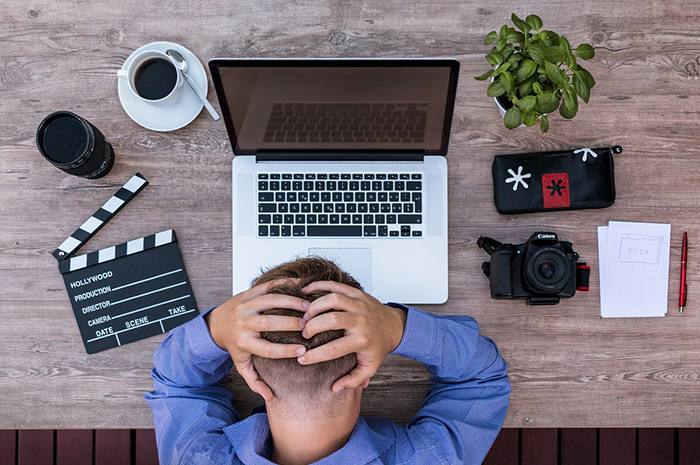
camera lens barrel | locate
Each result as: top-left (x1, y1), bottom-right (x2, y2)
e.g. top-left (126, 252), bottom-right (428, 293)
top-left (524, 247), bottom-right (573, 294)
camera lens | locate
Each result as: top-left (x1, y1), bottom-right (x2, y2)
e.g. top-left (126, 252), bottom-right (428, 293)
top-left (524, 247), bottom-right (573, 294)
top-left (538, 261), bottom-right (557, 280)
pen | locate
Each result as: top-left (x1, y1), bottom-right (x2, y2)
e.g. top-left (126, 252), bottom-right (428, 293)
top-left (680, 232), bottom-right (688, 313)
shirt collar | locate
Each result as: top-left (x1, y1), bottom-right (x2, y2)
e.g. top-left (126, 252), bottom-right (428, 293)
top-left (224, 414), bottom-right (395, 465)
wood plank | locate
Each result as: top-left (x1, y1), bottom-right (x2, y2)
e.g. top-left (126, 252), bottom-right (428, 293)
top-left (679, 428), bottom-right (700, 465)
top-left (95, 429), bottom-right (131, 465)
top-left (56, 430), bottom-right (93, 465)
top-left (18, 430), bottom-right (54, 465)
top-left (521, 428), bottom-right (557, 465)
top-left (599, 428), bottom-right (635, 465)
top-left (561, 428), bottom-right (597, 465)
top-left (0, 430), bottom-right (17, 465)
top-left (483, 427), bottom-right (518, 465)
top-left (638, 428), bottom-right (675, 465)
top-left (135, 429), bottom-right (159, 465)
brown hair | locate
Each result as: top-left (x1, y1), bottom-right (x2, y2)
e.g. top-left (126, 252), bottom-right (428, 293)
top-left (250, 258), bottom-right (361, 410)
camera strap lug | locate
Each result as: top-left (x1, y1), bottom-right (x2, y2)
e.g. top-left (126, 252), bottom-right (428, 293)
top-left (477, 236), bottom-right (503, 255)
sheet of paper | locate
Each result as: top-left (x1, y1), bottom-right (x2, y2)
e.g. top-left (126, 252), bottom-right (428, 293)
top-left (597, 226), bottom-right (608, 312)
top-left (600, 221), bottom-right (671, 317)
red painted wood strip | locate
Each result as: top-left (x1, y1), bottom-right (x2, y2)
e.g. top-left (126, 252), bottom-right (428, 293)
top-left (95, 429), bottom-right (131, 465)
top-left (56, 430), bottom-right (93, 465)
top-left (638, 428), bottom-right (675, 465)
top-left (521, 428), bottom-right (558, 465)
top-left (679, 428), bottom-right (700, 465)
top-left (135, 429), bottom-right (159, 465)
top-left (0, 430), bottom-right (17, 464)
top-left (18, 430), bottom-right (54, 465)
top-left (483, 428), bottom-right (518, 465)
top-left (561, 428), bottom-right (597, 465)
top-left (599, 428), bottom-right (635, 465)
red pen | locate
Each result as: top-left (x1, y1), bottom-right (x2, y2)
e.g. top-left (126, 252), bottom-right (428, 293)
top-left (680, 232), bottom-right (688, 313)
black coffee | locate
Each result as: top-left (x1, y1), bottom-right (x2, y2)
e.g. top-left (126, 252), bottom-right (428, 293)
top-left (42, 115), bottom-right (89, 163)
top-left (134, 58), bottom-right (177, 100)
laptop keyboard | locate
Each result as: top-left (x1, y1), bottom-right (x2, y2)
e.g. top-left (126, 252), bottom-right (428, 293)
top-left (263, 102), bottom-right (428, 144)
top-left (257, 173), bottom-right (423, 238)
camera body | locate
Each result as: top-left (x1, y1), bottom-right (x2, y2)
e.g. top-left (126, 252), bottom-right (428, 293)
top-left (481, 232), bottom-right (580, 305)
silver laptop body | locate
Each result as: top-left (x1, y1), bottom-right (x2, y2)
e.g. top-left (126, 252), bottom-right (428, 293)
top-left (209, 58), bottom-right (460, 304)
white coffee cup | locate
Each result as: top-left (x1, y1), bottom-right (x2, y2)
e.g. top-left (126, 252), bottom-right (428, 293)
top-left (117, 50), bottom-right (184, 107)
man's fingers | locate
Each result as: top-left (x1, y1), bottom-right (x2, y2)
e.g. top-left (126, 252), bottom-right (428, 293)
top-left (252, 380), bottom-right (274, 402)
top-left (234, 359), bottom-right (275, 402)
top-left (303, 292), bottom-right (357, 320)
top-left (302, 311), bottom-right (353, 339)
top-left (248, 315), bottom-right (306, 332)
top-left (297, 337), bottom-right (355, 365)
top-left (245, 338), bottom-right (306, 359)
top-left (246, 277), bottom-right (302, 299)
top-left (302, 280), bottom-right (363, 298)
top-left (331, 365), bottom-right (375, 393)
top-left (245, 293), bottom-right (309, 314)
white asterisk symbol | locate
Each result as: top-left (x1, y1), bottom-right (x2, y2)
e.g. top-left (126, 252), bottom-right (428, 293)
top-left (574, 147), bottom-right (598, 162)
top-left (505, 166), bottom-right (532, 191)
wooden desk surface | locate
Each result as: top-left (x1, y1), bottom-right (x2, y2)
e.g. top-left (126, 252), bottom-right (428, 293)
top-left (2, 0), bottom-right (699, 429)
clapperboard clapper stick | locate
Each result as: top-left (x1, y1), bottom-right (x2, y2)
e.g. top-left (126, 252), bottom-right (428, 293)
top-left (54, 173), bottom-right (199, 354)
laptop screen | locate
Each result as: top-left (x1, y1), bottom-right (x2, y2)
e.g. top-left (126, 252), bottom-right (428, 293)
top-left (209, 59), bottom-right (460, 156)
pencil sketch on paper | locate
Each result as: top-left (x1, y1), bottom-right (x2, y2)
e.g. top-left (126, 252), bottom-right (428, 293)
top-left (618, 233), bottom-right (663, 265)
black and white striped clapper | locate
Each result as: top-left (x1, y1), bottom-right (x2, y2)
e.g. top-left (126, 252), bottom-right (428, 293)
top-left (54, 174), bottom-right (198, 354)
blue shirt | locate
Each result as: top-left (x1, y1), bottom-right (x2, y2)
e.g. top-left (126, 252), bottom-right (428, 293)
top-left (145, 305), bottom-right (511, 464)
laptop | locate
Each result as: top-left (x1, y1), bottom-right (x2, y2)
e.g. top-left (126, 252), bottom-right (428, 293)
top-left (209, 58), bottom-right (459, 304)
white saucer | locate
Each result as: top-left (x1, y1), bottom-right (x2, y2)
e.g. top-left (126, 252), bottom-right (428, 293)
top-left (118, 41), bottom-right (207, 132)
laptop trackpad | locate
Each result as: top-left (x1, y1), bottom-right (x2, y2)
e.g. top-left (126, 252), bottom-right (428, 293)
top-left (308, 248), bottom-right (372, 293)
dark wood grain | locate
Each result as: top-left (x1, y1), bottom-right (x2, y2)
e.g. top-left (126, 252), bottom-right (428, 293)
top-left (17, 430), bottom-right (53, 465)
top-left (135, 429), bottom-right (159, 465)
top-left (561, 428), bottom-right (597, 465)
top-left (56, 430), bottom-right (93, 465)
top-left (599, 428), bottom-right (636, 465)
top-left (483, 428), bottom-right (519, 465)
top-left (2, 0), bottom-right (700, 429)
top-left (95, 429), bottom-right (131, 465)
top-left (0, 430), bottom-right (17, 465)
top-left (678, 428), bottom-right (700, 465)
top-left (638, 428), bottom-right (675, 465)
top-left (521, 428), bottom-right (558, 465)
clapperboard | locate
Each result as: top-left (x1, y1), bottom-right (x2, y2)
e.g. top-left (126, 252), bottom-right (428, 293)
top-left (54, 173), bottom-right (199, 354)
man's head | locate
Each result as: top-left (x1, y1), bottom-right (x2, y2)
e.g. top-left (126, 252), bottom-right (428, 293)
top-left (251, 257), bottom-right (361, 416)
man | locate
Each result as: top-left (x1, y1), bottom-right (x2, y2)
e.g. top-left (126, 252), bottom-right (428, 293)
top-left (146, 258), bottom-right (510, 464)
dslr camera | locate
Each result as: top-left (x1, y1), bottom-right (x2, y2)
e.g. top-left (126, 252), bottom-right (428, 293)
top-left (478, 232), bottom-right (588, 305)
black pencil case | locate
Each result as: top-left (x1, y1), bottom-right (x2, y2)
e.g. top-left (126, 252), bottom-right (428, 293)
top-left (491, 145), bottom-right (620, 214)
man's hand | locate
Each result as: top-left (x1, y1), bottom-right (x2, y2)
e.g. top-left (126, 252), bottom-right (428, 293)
top-left (298, 281), bottom-right (407, 393)
top-left (204, 278), bottom-right (309, 402)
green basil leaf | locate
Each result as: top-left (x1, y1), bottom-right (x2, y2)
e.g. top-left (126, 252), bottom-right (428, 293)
top-left (507, 53), bottom-right (522, 65)
top-left (528, 43), bottom-right (545, 65)
top-left (544, 30), bottom-right (560, 46)
top-left (563, 85), bottom-right (577, 110)
top-left (511, 13), bottom-right (530, 32)
top-left (515, 59), bottom-right (537, 82)
top-left (504, 106), bottom-right (523, 129)
top-left (532, 81), bottom-right (544, 94)
top-left (537, 91), bottom-right (560, 113)
top-left (486, 51), bottom-right (504, 66)
top-left (484, 31), bottom-right (498, 45)
top-left (544, 60), bottom-right (569, 86)
top-left (526, 14), bottom-right (543, 31)
top-left (499, 25), bottom-right (509, 38)
top-left (500, 71), bottom-right (515, 93)
top-left (496, 38), bottom-right (506, 51)
top-left (508, 31), bottom-right (525, 43)
top-left (572, 72), bottom-right (590, 102)
top-left (542, 46), bottom-right (565, 63)
top-left (540, 114), bottom-right (550, 132)
top-left (523, 112), bottom-right (539, 127)
top-left (487, 80), bottom-right (506, 97)
top-left (519, 80), bottom-right (532, 96)
top-left (516, 95), bottom-right (537, 113)
top-left (575, 43), bottom-right (595, 60)
top-left (559, 36), bottom-right (572, 54)
top-left (559, 93), bottom-right (578, 119)
top-left (577, 66), bottom-right (596, 88)
top-left (474, 69), bottom-right (494, 81)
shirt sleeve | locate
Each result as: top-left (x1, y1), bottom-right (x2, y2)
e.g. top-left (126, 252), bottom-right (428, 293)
top-left (144, 306), bottom-right (239, 465)
top-left (388, 304), bottom-right (511, 465)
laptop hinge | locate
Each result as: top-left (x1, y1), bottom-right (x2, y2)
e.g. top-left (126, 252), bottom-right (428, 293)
top-left (255, 152), bottom-right (426, 162)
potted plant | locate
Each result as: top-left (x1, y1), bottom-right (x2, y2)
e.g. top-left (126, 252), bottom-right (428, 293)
top-left (475, 13), bottom-right (596, 132)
